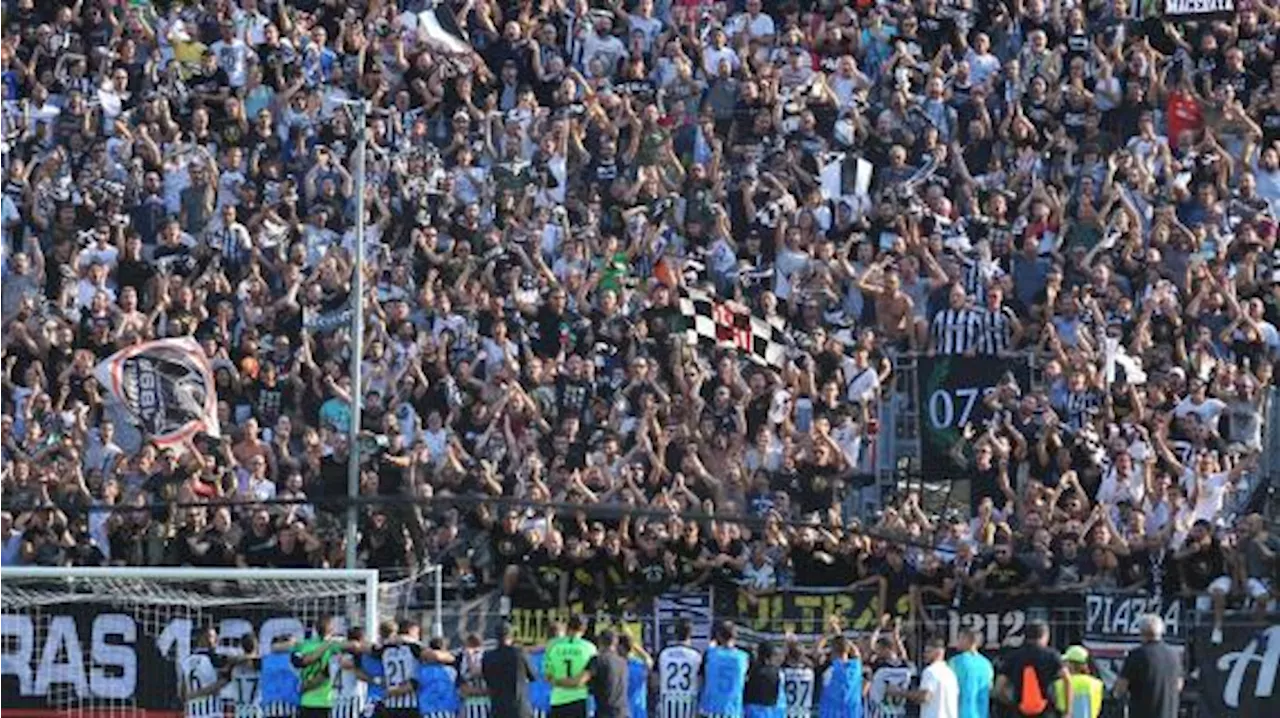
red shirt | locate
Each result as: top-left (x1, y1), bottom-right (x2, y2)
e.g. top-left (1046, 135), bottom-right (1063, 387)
top-left (1167, 91), bottom-right (1204, 144)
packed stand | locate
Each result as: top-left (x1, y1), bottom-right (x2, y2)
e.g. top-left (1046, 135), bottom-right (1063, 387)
top-left (1, 0), bottom-right (1278, 628)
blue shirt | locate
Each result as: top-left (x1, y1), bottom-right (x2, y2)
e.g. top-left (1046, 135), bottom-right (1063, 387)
top-left (949, 651), bottom-right (995, 718)
top-left (627, 657), bottom-right (649, 718)
top-left (260, 651), bottom-right (300, 706)
top-left (361, 652), bottom-right (385, 702)
top-left (418, 663), bottom-right (460, 714)
top-left (699, 646), bottom-right (749, 717)
top-left (818, 658), bottom-right (862, 718)
top-left (529, 649), bottom-right (552, 713)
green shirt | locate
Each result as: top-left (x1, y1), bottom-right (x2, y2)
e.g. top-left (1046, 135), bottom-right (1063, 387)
top-left (294, 638), bottom-right (339, 708)
top-left (545, 636), bottom-right (597, 705)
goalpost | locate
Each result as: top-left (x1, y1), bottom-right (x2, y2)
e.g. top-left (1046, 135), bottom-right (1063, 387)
top-left (0, 566), bottom-right (400, 717)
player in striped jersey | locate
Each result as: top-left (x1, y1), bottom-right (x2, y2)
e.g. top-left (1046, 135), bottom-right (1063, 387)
top-left (778, 640), bottom-right (814, 718)
top-left (331, 627), bottom-right (372, 718)
top-left (180, 625), bottom-right (233, 718)
top-left (226, 634), bottom-right (264, 718)
top-left (866, 620), bottom-right (914, 718)
top-left (658, 620), bottom-right (702, 718)
top-left (457, 632), bottom-right (492, 718)
top-left (378, 620), bottom-right (455, 718)
top-left (779, 663), bottom-right (814, 718)
top-left (379, 620), bottom-right (426, 718)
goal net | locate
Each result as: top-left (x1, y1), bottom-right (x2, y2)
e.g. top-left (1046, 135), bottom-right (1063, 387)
top-left (0, 567), bottom-right (388, 717)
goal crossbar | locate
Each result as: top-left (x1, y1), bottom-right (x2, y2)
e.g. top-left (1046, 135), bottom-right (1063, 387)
top-left (0, 567), bottom-right (382, 639)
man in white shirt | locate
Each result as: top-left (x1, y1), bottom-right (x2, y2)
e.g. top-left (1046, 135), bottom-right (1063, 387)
top-left (911, 639), bottom-right (959, 718)
top-left (728, 0), bottom-right (776, 43)
top-left (701, 28), bottom-right (741, 78)
top-left (1172, 380), bottom-right (1227, 432)
top-left (210, 21), bottom-right (250, 89)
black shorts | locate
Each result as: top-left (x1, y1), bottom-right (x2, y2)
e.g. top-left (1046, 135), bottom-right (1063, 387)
top-left (384, 709), bottom-right (419, 718)
top-left (298, 709), bottom-right (329, 718)
top-left (549, 701), bottom-right (589, 718)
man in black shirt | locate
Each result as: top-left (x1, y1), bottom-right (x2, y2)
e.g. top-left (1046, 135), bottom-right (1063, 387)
top-left (978, 542), bottom-right (1035, 594)
top-left (743, 641), bottom-right (782, 713)
top-left (1115, 614), bottom-right (1182, 718)
top-left (1175, 519), bottom-right (1229, 642)
top-left (583, 630), bottom-right (629, 718)
top-left (482, 622), bottom-right (536, 718)
top-left (995, 620), bottom-right (1071, 717)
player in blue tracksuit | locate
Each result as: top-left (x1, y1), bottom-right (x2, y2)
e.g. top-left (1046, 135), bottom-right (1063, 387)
top-left (619, 633), bottom-right (651, 718)
top-left (418, 653), bottom-right (460, 718)
top-left (699, 622), bottom-right (750, 718)
top-left (528, 645), bottom-right (552, 718)
top-left (260, 636), bottom-right (301, 717)
top-left (817, 636), bottom-right (863, 718)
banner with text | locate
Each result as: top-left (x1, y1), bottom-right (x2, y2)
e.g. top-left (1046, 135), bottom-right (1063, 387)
top-left (928, 593), bottom-right (1072, 659)
top-left (436, 591), bottom-right (709, 657)
top-left (916, 356), bottom-right (1031, 485)
top-left (1195, 623), bottom-right (1279, 718)
top-left (1, 601), bottom-right (314, 711)
top-left (1163, 0), bottom-right (1235, 20)
top-left (724, 586), bottom-right (887, 646)
top-left (1083, 592), bottom-right (1187, 689)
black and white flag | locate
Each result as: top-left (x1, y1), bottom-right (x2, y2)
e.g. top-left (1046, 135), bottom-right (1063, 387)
top-left (93, 338), bottom-right (221, 451)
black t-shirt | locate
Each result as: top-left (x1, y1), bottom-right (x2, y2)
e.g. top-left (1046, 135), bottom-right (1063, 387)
top-left (238, 527), bottom-right (278, 567)
top-left (999, 644), bottom-right (1064, 715)
top-left (528, 546), bottom-right (569, 595)
top-left (1120, 642), bottom-right (1181, 718)
top-left (1178, 541), bottom-right (1225, 591)
top-left (587, 651), bottom-right (630, 718)
top-left (744, 662), bottom-right (781, 706)
top-left (982, 555), bottom-right (1032, 590)
top-left (490, 526), bottom-right (533, 567)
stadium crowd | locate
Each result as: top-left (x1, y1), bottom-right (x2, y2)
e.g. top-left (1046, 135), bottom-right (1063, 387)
top-left (1, 0), bottom-right (1278, 647)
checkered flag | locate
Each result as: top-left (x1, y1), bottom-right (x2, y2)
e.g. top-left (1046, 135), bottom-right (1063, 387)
top-left (677, 288), bottom-right (788, 368)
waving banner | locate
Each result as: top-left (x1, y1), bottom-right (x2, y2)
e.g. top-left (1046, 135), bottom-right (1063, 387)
top-left (94, 338), bottom-right (220, 449)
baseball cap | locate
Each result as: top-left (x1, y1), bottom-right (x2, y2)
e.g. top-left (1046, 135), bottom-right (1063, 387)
top-left (1063, 645), bottom-right (1089, 664)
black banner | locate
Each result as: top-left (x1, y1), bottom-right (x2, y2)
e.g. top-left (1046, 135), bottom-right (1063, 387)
top-left (930, 593), bottom-right (1070, 657)
top-left (726, 587), bottom-right (886, 644)
top-left (1163, 0), bottom-right (1235, 20)
top-left (916, 355), bottom-right (1031, 481)
top-left (1195, 623), bottom-right (1279, 718)
top-left (1084, 592), bottom-right (1186, 642)
top-left (1083, 592), bottom-right (1187, 689)
top-left (437, 590), bottom-right (705, 656)
top-left (1, 602), bottom-right (309, 710)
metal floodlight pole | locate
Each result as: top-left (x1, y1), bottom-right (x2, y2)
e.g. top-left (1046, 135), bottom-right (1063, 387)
top-left (345, 99), bottom-right (368, 571)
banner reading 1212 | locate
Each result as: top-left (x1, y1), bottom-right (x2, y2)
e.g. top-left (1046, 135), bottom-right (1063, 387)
top-left (915, 355), bottom-right (1030, 481)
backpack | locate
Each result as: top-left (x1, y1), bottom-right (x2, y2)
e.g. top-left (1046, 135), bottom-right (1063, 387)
top-left (1018, 663), bottom-right (1050, 716)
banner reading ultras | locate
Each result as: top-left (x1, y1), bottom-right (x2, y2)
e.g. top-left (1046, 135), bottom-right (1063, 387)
top-left (93, 337), bottom-right (221, 450)
top-left (0, 602), bottom-right (310, 710)
top-left (1164, 0), bottom-right (1235, 19)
